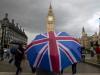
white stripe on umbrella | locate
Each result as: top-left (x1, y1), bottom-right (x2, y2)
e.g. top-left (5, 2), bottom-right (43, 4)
top-left (25, 39), bottom-right (49, 53)
top-left (33, 44), bottom-right (48, 67)
top-left (37, 46), bottom-right (48, 67)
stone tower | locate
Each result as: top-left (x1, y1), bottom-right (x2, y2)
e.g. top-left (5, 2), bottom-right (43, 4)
top-left (81, 27), bottom-right (90, 48)
top-left (47, 4), bottom-right (55, 32)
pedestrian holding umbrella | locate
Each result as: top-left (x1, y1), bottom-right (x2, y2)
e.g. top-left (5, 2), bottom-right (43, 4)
top-left (25, 31), bottom-right (81, 74)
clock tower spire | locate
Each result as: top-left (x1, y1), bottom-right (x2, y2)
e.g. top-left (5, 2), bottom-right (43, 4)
top-left (47, 4), bottom-right (55, 32)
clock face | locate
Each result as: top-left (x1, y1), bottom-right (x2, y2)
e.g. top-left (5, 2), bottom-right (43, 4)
top-left (48, 16), bottom-right (53, 21)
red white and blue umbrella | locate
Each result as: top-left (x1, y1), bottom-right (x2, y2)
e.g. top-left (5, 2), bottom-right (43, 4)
top-left (25, 31), bottom-right (81, 73)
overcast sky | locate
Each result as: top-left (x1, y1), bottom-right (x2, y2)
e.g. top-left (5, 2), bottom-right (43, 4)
top-left (0, 0), bottom-right (100, 43)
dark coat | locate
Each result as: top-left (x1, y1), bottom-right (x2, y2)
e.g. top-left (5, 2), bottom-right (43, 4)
top-left (15, 46), bottom-right (24, 61)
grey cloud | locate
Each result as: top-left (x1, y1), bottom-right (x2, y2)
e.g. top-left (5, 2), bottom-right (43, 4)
top-left (0, 0), bottom-right (100, 42)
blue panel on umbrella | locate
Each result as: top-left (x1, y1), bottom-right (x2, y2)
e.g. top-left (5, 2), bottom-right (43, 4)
top-left (58, 32), bottom-right (70, 36)
top-left (27, 42), bottom-right (47, 65)
top-left (65, 46), bottom-right (81, 62)
top-left (34, 34), bottom-right (47, 40)
top-left (59, 41), bottom-right (81, 62)
top-left (59, 41), bottom-right (81, 56)
top-left (39, 50), bottom-right (50, 71)
top-left (60, 49), bottom-right (72, 69)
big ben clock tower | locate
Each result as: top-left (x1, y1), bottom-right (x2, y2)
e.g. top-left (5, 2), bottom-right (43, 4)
top-left (47, 4), bottom-right (55, 32)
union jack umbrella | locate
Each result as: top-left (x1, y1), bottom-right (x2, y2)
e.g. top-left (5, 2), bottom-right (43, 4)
top-left (25, 31), bottom-right (81, 73)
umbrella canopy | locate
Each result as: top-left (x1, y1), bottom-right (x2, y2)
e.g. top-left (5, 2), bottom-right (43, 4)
top-left (25, 31), bottom-right (81, 73)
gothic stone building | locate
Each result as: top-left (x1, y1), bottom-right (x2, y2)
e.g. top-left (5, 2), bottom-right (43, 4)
top-left (79, 26), bottom-right (100, 49)
top-left (0, 13), bottom-right (27, 49)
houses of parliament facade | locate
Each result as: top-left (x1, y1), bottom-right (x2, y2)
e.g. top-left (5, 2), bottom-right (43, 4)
top-left (79, 26), bottom-right (100, 49)
top-left (0, 13), bottom-right (27, 49)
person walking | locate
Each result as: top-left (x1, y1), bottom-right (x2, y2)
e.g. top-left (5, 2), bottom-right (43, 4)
top-left (90, 46), bottom-right (95, 57)
top-left (14, 43), bottom-right (24, 75)
top-left (81, 46), bottom-right (85, 62)
top-left (0, 47), bottom-right (4, 61)
top-left (9, 44), bottom-right (18, 64)
top-left (72, 63), bottom-right (77, 75)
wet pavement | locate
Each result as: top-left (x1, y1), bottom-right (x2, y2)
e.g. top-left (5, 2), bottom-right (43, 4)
top-left (76, 63), bottom-right (100, 73)
top-left (0, 58), bottom-right (100, 75)
top-left (0, 72), bottom-right (100, 75)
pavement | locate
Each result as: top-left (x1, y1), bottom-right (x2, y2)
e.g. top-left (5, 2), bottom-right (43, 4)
top-left (0, 72), bottom-right (33, 75)
top-left (84, 54), bottom-right (100, 68)
top-left (85, 59), bottom-right (100, 68)
top-left (0, 72), bottom-right (100, 75)
top-left (0, 53), bottom-right (100, 75)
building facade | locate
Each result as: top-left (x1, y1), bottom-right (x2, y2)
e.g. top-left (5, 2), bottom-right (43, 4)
top-left (0, 13), bottom-right (27, 49)
top-left (80, 26), bottom-right (100, 49)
